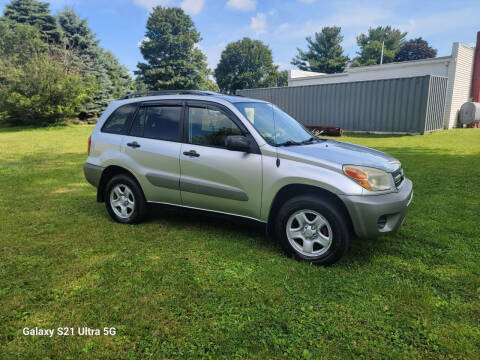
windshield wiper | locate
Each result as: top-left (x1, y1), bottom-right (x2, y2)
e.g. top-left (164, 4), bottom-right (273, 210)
top-left (277, 140), bottom-right (302, 147)
top-left (301, 136), bottom-right (320, 144)
top-left (277, 137), bottom-right (321, 147)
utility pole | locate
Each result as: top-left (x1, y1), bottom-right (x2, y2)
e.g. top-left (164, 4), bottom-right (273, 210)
top-left (380, 40), bottom-right (385, 65)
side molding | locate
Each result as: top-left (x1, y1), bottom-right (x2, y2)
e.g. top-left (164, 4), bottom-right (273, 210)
top-left (146, 172), bottom-right (180, 190)
top-left (180, 175), bottom-right (249, 201)
top-left (146, 172), bottom-right (249, 202)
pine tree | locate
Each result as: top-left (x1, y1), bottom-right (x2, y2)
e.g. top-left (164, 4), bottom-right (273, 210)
top-left (352, 26), bottom-right (407, 66)
top-left (3, 0), bottom-right (63, 43)
top-left (292, 27), bottom-right (349, 74)
top-left (57, 8), bottom-right (133, 117)
top-left (102, 50), bottom-right (134, 99)
top-left (135, 6), bottom-right (210, 90)
top-left (57, 7), bottom-right (98, 53)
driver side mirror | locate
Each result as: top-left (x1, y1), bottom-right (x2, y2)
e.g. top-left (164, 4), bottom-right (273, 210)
top-left (225, 135), bottom-right (251, 153)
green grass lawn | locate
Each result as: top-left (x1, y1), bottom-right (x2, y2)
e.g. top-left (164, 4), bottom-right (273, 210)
top-left (1, 125), bottom-right (479, 359)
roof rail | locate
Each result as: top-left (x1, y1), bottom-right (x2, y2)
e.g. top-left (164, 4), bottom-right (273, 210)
top-left (120, 90), bottom-right (218, 100)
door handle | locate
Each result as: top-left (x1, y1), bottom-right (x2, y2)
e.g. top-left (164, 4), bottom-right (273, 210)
top-left (126, 141), bottom-right (140, 148)
top-left (183, 150), bottom-right (200, 157)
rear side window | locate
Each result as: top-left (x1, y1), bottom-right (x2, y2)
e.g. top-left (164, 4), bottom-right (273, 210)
top-left (102, 104), bottom-right (137, 134)
top-left (188, 107), bottom-right (243, 147)
top-left (141, 106), bottom-right (182, 141)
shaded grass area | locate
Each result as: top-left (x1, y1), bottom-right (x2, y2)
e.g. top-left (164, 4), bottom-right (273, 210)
top-left (0, 126), bottom-right (479, 359)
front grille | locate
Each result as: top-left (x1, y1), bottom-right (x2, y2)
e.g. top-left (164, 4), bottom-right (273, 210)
top-left (392, 167), bottom-right (404, 188)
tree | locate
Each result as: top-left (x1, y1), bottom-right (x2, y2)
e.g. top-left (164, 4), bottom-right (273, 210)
top-left (133, 77), bottom-right (149, 93)
top-left (3, 0), bottom-right (63, 43)
top-left (394, 38), bottom-right (437, 62)
top-left (292, 26), bottom-right (349, 73)
top-left (0, 20), bottom-right (95, 125)
top-left (352, 26), bottom-right (407, 66)
top-left (0, 17), bottom-right (45, 61)
top-left (200, 78), bottom-right (220, 92)
top-left (214, 37), bottom-right (280, 93)
top-left (261, 69), bottom-right (288, 88)
top-left (1, 1), bottom-right (133, 122)
top-left (57, 8), bottom-right (133, 117)
top-left (135, 6), bottom-right (210, 90)
top-left (275, 70), bottom-right (288, 87)
top-left (57, 7), bottom-right (98, 53)
top-left (102, 50), bottom-right (134, 99)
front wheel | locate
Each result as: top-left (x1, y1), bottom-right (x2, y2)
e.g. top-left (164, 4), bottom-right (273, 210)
top-left (274, 195), bottom-right (351, 266)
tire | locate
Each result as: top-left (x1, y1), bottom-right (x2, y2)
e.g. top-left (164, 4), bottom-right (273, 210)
top-left (105, 174), bottom-right (147, 224)
top-left (274, 195), bottom-right (351, 266)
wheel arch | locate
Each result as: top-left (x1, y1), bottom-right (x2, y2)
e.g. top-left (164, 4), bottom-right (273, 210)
top-left (266, 184), bottom-right (353, 239)
top-left (97, 165), bottom-right (145, 203)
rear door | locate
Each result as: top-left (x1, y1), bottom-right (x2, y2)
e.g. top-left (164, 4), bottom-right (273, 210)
top-left (179, 101), bottom-right (262, 219)
top-left (121, 101), bottom-right (183, 204)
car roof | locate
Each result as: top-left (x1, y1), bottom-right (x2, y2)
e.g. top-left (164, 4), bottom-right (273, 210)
top-left (214, 93), bottom-right (266, 103)
top-left (117, 90), bottom-right (267, 104)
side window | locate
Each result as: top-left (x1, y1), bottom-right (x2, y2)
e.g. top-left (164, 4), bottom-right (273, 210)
top-left (143, 106), bottom-right (181, 141)
top-left (102, 104), bottom-right (137, 134)
top-left (129, 107), bottom-right (147, 137)
top-left (188, 107), bottom-right (243, 147)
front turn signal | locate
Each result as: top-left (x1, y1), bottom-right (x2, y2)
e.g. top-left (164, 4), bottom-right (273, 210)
top-left (343, 165), bottom-right (394, 191)
top-left (343, 166), bottom-right (372, 190)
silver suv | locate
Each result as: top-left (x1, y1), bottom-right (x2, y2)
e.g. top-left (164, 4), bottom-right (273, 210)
top-left (84, 90), bottom-right (413, 265)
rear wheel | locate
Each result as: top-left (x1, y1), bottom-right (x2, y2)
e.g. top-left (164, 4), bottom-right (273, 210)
top-left (274, 195), bottom-right (351, 265)
top-left (105, 174), bottom-right (147, 224)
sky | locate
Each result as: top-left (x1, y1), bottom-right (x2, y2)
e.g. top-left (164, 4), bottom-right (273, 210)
top-left (1, 0), bottom-right (479, 76)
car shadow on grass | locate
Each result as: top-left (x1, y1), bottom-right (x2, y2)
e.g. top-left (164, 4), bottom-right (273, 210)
top-left (147, 203), bottom-right (268, 240)
top-left (145, 203), bottom-right (386, 266)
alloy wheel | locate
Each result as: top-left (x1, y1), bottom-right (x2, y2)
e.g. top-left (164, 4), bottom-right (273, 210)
top-left (286, 209), bottom-right (333, 257)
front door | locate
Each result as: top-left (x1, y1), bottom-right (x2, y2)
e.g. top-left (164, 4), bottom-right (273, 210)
top-left (121, 102), bottom-right (183, 204)
top-left (179, 103), bottom-right (262, 219)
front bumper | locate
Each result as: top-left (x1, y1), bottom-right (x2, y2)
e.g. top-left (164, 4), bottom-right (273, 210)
top-left (83, 163), bottom-right (104, 188)
top-left (339, 179), bottom-right (413, 238)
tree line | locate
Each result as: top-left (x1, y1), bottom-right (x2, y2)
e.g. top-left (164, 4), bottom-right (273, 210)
top-left (0, 1), bottom-right (438, 127)
top-left (0, 0), bottom-right (134, 126)
top-left (293, 26), bottom-right (437, 73)
top-left (134, 8), bottom-right (438, 95)
top-left (136, 7), bottom-right (436, 96)
top-left (134, 7), bottom-right (288, 95)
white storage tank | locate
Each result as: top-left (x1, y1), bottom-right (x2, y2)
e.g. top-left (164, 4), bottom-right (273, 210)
top-left (459, 102), bottom-right (480, 124)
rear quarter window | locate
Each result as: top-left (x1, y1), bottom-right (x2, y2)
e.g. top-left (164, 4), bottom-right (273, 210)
top-left (101, 104), bottom-right (137, 134)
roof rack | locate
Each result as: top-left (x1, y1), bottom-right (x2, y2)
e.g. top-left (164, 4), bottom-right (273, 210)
top-left (120, 90), bottom-right (219, 100)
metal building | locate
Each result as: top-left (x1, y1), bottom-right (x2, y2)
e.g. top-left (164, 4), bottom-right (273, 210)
top-left (237, 75), bottom-right (448, 134)
top-left (287, 41), bottom-right (477, 130)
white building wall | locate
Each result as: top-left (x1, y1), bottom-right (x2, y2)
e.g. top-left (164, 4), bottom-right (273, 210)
top-left (289, 69), bottom-right (325, 78)
top-left (288, 57), bottom-right (451, 86)
top-left (288, 42), bottom-right (476, 129)
top-left (445, 43), bottom-right (475, 128)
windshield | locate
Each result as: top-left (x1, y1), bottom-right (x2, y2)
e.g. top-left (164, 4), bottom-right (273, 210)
top-left (234, 102), bottom-right (314, 146)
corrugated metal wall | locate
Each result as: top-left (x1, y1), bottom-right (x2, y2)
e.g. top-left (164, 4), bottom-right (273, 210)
top-left (425, 75), bottom-right (448, 132)
top-left (237, 75), bottom-right (448, 134)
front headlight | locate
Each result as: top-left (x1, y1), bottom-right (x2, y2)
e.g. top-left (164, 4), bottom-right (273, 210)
top-left (343, 165), bottom-right (394, 191)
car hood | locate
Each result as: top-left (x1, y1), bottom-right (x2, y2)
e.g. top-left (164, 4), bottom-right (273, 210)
top-left (278, 139), bottom-right (401, 172)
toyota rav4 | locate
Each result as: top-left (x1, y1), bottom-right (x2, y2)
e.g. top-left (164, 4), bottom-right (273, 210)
top-left (84, 90), bottom-right (413, 265)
